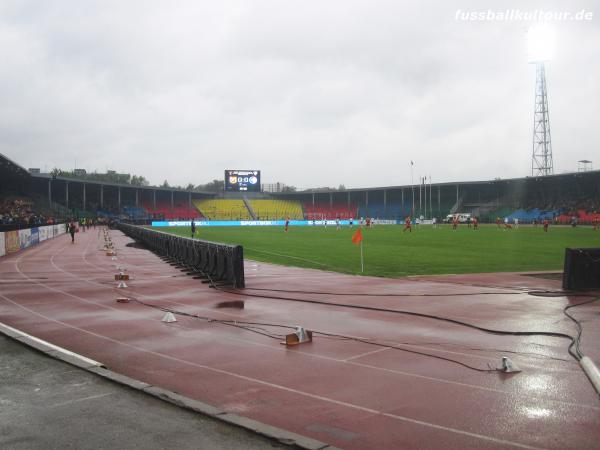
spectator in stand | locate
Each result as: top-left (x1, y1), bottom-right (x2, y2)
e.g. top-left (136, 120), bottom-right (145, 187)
top-left (0, 198), bottom-right (52, 228)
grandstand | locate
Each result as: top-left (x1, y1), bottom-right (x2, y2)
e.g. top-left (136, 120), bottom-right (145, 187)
top-left (249, 199), bottom-right (303, 220)
top-left (303, 202), bottom-right (358, 220)
top-left (143, 201), bottom-right (200, 220)
top-left (3, 152), bottom-right (600, 224)
top-left (1, 154), bottom-right (68, 229)
top-left (557, 209), bottom-right (600, 225)
top-left (358, 202), bottom-right (410, 220)
top-left (505, 208), bottom-right (560, 223)
top-left (123, 206), bottom-right (150, 221)
top-left (481, 207), bottom-right (512, 223)
top-left (194, 199), bottom-right (252, 220)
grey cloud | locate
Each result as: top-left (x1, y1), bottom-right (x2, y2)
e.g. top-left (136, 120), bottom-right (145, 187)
top-left (0, 0), bottom-right (598, 188)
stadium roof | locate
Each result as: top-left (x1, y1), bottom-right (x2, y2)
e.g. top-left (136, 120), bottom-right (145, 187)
top-left (0, 153), bottom-right (30, 178)
top-left (0, 153), bottom-right (31, 189)
top-left (6, 149), bottom-right (599, 197)
top-left (30, 172), bottom-right (215, 195)
top-left (273, 170), bottom-right (600, 195)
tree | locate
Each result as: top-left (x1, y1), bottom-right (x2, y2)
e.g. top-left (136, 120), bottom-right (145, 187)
top-left (281, 185), bottom-right (297, 192)
top-left (196, 179), bottom-right (224, 192)
top-left (131, 175), bottom-right (149, 187)
top-left (161, 180), bottom-right (170, 188)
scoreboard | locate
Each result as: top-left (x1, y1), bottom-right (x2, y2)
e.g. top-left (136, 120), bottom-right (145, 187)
top-left (224, 170), bottom-right (261, 192)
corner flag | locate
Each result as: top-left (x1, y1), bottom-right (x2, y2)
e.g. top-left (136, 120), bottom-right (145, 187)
top-left (351, 228), bottom-right (363, 245)
top-left (351, 227), bottom-right (364, 272)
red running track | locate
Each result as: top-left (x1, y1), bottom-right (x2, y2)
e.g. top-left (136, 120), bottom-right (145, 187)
top-left (1, 228), bottom-right (599, 449)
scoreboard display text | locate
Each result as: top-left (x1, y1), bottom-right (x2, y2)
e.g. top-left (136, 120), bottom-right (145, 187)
top-left (224, 170), bottom-right (261, 192)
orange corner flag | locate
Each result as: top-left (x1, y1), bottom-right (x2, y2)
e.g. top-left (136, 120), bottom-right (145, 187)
top-left (351, 228), bottom-right (363, 245)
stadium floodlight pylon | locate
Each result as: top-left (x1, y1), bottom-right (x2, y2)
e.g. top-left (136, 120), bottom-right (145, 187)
top-left (531, 62), bottom-right (553, 176)
top-left (528, 24), bottom-right (554, 177)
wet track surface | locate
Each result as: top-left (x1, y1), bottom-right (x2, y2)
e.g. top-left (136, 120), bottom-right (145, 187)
top-left (1, 227), bottom-right (599, 449)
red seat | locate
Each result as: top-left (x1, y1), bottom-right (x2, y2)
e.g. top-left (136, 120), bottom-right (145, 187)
top-left (303, 202), bottom-right (358, 220)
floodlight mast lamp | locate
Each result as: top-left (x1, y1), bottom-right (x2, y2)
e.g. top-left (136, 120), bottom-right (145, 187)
top-left (531, 61), bottom-right (554, 176)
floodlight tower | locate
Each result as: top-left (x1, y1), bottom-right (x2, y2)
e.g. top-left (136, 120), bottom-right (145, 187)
top-left (531, 62), bottom-right (553, 176)
top-left (528, 24), bottom-right (555, 176)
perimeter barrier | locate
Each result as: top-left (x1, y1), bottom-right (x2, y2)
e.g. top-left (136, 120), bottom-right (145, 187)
top-left (117, 222), bottom-right (245, 288)
top-left (1, 223), bottom-right (68, 258)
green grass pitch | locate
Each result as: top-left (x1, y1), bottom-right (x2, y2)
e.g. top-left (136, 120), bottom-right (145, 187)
top-left (155, 224), bottom-right (600, 278)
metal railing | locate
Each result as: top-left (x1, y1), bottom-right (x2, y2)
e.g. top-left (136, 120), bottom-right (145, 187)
top-left (117, 222), bottom-right (245, 288)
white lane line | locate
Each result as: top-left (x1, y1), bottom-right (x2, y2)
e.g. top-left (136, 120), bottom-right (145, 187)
top-left (49, 248), bottom-right (246, 320)
top-left (10, 239), bottom-right (593, 409)
top-left (344, 346), bottom-right (391, 361)
top-left (48, 393), bottom-right (115, 408)
top-left (0, 321), bottom-right (102, 367)
top-left (190, 323), bottom-right (599, 411)
top-left (80, 237), bottom-right (162, 274)
top-left (15, 253), bottom-right (125, 314)
top-left (0, 293), bottom-right (546, 450)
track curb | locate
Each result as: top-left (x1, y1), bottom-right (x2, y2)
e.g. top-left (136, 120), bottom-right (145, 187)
top-left (0, 321), bottom-right (341, 450)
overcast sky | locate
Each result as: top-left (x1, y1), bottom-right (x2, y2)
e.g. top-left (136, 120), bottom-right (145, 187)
top-left (1, 0), bottom-right (598, 189)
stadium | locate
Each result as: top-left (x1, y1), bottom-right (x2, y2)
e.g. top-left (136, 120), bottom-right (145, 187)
top-left (2, 150), bottom-right (600, 449)
top-left (2, 3), bottom-right (600, 450)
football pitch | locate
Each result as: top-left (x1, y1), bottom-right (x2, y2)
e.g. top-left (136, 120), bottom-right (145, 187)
top-left (155, 224), bottom-right (600, 278)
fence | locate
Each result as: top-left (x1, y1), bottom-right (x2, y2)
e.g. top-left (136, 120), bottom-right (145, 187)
top-left (117, 222), bottom-right (245, 288)
top-left (0, 223), bottom-right (67, 258)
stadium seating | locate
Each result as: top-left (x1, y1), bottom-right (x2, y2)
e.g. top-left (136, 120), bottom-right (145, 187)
top-left (142, 201), bottom-right (202, 220)
top-left (0, 197), bottom-right (57, 228)
top-left (72, 209), bottom-right (96, 219)
top-left (122, 206), bottom-right (149, 220)
top-left (358, 203), bottom-right (411, 220)
top-left (482, 207), bottom-right (512, 223)
top-left (505, 208), bottom-right (561, 223)
top-left (194, 199), bottom-right (252, 220)
top-left (248, 199), bottom-right (304, 220)
top-left (556, 209), bottom-right (600, 224)
top-left (303, 202), bottom-right (358, 220)
top-left (96, 210), bottom-right (120, 219)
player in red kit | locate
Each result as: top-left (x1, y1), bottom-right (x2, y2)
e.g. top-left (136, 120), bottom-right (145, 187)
top-left (452, 216), bottom-right (458, 230)
top-left (472, 217), bottom-right (478, 230)
top-left (543, 219), bottom-right (549, 232)
top-left (403, 216), bottom-right (412, 233)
